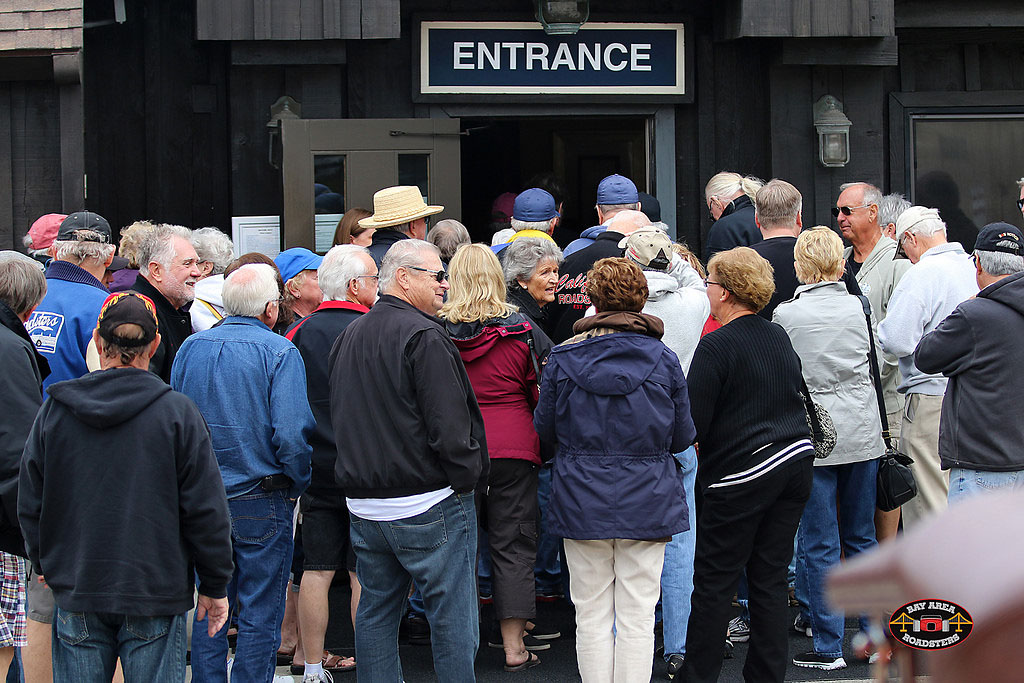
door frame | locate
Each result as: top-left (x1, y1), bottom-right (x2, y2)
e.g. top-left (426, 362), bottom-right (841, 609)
top-left (281, 118), bottom-right (462, 250)
top-left (428, 104), bottom-right (676, 237)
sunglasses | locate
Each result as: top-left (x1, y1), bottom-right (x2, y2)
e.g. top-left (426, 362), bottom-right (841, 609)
top-left (831, 204), bottom-right (871, 218)
top-left (408, 265), bottom-right (448, 283)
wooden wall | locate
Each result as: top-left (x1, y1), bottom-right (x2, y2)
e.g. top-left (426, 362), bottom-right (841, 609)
top-left (195, 0), bottom-right (398, 41)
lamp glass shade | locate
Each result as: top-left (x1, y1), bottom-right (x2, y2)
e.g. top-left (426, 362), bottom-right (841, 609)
top-left (536, 0), bottom-right (589, 35)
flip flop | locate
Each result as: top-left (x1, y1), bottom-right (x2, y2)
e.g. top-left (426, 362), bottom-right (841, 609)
top-left (323, 651), bottom-right (357, 674)
top-left (504, 651), bottom-right (541, 673)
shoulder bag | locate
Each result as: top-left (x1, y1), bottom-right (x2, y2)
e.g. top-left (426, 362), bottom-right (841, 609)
top-left (857, 295), bottom-right (917, 511)
top-left (802, 378), bottom-right (837, 459)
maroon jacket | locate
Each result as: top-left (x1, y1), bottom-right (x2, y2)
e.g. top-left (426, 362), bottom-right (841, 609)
top-left (444, 313), bottom-right (546, 465)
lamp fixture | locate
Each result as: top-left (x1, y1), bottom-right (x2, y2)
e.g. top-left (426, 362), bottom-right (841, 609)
top-left (534, 0), bottom-right (590, 35)
top-left (813, 95), bottom-right (852, 168)
top-left (267, 96), bottom-right (301, 169)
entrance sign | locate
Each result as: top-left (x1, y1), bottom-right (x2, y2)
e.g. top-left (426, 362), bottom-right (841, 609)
top-left (419, 22), bottom-right (686, 98)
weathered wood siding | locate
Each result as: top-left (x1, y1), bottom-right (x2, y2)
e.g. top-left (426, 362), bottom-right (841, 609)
top-left (720, 0), bottom-right (893, 39)
top-left (195, 0), bottom-right (398, 40)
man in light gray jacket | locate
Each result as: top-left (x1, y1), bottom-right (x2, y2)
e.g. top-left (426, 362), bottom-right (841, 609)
top-left (878, 206), bottom-right (977, 530)
top-left (837, 182), bottom-right (912, 541)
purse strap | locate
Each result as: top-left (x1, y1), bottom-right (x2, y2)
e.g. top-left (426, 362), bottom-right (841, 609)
top-left (856, 295), bottom-right (895, 451)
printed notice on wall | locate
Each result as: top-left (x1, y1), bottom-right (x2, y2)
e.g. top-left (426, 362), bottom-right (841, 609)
top-left (232, 216), bottom-right (281, 259)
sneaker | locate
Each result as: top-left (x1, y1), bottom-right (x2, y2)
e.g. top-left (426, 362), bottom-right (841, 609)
top-left (535, 588), bottom-right (564, 602)
top-left (665, 653), bottom-right (684, 680)
top-left (793, 613), bottom-right (813, 638)
top-left (304, 673), bottom-right (334, 683)
top-left (487, 633), bottom-right (551, 651)
top-left (793, 651), bottom-right (847, 670)
top-left (479, 592), bottom-right (494, 605)
top-left (526, 622), bottom-right (561, 640)
top-left (727, 616), bottom-right (750, 642)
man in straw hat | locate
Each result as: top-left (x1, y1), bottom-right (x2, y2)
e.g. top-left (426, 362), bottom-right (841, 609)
top-left (364, 186), bottom-right (444, 267)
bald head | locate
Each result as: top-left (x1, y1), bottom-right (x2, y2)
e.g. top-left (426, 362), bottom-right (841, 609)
top-left (607, 210), bottom-right (652, 237)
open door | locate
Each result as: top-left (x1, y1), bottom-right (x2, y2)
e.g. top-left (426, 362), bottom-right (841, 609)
top-left (281, 118), bottom-right (462, 252)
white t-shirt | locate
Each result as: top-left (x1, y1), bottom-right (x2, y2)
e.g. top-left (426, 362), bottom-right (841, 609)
top-left (346, 487), bottom-right (454, 522)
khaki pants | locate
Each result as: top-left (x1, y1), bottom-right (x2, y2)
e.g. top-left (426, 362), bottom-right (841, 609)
top-left (564, 538), bottom-right (665, 683)
top-left (899, 393), bottom-right (948, 529)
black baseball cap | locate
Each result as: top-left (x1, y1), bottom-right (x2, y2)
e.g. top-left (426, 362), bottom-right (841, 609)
top-left (58, 211), bottom-right (112, 243)
top-left (96, 292), bottom-right (159, 347)
top-left (974, 222), bottom-right (1023, 256)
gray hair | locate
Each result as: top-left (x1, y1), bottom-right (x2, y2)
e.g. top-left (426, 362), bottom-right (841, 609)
top-left (510, 218), bottom-right (555, 234)
top-left (138, 224), bottom-right (192, 277)
top-left (755, 179), bottom-right (803, 227)
top-left (379, 240), bottom-right (440, 293)
top-left (427, 219), bottom-right (471, 262)
top-left (319, 244), bottom-right (371, 301)
top-left (503, 237), bottom-right (564, 287)
top-left (52, 233), bottom-right (116, 266)
top-left (0, 258), bottom-right (47, 316)
top-left (222, 263), bottom-right (280, 317)
top-left (491, 228), bottom-right (515, 246)
top-left (878, 193), bottom-right (911, 228)
top-left (595, 202), bottom-right (638, 212)
top-left (976, 250), bottom-right (1024, 277)
top-left (191, 227), bottom-right (235, 274)
top-left (839, 182), bottom-right (884, 210)
top-left (705, 172), bottom-right (763, 202)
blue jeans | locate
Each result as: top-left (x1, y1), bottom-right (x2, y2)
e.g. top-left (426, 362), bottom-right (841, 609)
top-left (191, 489), bottom-right (294, 683)
top-left (796, 460), bottom-right (878, 658)
top-left (949, 467), bottom-right (1024, 503)
top-left (534, 463), bottom-right (562, 593)
top-left (349, 491), bottom-right (479, 683)
top-left (52, 609), bottom-right (186, 682)
top-left (661, 447), bottom-right (697, 659)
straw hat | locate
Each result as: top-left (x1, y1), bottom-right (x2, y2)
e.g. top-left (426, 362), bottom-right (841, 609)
top-left (358, 186), bottom-right (444, 229)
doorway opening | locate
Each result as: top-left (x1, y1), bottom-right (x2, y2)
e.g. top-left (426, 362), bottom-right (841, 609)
top-left (460, 116), bottom-right (649, 246)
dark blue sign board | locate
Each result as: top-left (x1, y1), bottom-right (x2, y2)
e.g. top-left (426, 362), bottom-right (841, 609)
top-left (419, 21), bottom-right (686, 98)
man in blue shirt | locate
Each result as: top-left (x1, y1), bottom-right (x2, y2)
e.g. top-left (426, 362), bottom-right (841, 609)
top-left (172, 263), bottom-right (314, 683)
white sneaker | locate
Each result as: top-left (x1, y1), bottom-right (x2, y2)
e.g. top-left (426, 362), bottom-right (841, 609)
top-left (303, 671), bottom-right (335, 683)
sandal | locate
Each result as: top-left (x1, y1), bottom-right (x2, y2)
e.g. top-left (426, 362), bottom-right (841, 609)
top-left (276, 645), bottom-right (296, 666)
top-left (504, 650), bottom-right (541, 673)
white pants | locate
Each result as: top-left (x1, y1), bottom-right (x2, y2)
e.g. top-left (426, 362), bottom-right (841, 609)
top-left (899, 393), bottom-right (948, 529)
top-left (564, 538), bottom-right (666, 683)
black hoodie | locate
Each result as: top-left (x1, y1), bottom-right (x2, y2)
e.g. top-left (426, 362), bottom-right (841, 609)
top-left (18, 367), bottom-right (233, 616)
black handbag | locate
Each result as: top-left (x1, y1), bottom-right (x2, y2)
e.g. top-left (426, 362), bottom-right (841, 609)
top-left (858, 296), bottom-right (917, 511)
top-left (801, 379), bottom-right (837, 459)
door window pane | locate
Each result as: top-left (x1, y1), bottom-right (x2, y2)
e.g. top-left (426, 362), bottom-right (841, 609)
top-left (398, 154), bottom-right (430, 200)
top-left (314, 155), bottom-right (346, 252)
top-left (912, 116), bottom-right (1024, 245)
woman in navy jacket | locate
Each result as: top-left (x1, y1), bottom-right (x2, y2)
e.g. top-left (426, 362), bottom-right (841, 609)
top-left (534, 257), bottom-right (696, 683)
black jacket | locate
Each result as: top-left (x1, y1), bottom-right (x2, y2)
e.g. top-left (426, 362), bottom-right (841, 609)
top-left (131, 274), bottom-right (193, 383)
top-left (752, 236), bottom-right (862, 320)
top-left (286, 301), bottom-right (368, 497)
top-left (915, 271), bottom-right (1024, 471)
top-left (329, 295), bottom-right (488, 498)
top-left (547, 230), bottom-right (626, 343)
top-left (0, 301), bottom-right (47, 557)
top-left (507, 282), bottom-right (555, 347)
top-left (367, 229), bottom-right (410, 267)
top-left (704, 194), bottom-right (760, 262)
top-left (18, 368), bottom-right (233, 615)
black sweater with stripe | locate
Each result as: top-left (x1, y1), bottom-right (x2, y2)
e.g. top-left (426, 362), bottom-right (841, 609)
top-left (687, 314), bottom-right (812, 490)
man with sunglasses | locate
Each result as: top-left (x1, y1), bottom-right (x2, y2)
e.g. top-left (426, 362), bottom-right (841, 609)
top-left (877, 206), bottom-right (977, 530)
top-left (329, 239), bottom-right (487, 682)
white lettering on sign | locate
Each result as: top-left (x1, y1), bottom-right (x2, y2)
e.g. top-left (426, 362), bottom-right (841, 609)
top-left (452, 40), bottom-right (659, 73)
top-left (631, 43), bottom-right (651, 71)
top-left (453, 41), bottom-right (474, 69)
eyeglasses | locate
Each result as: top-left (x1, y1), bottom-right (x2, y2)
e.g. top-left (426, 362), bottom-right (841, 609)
top-left (1017, 198), bottom-right (1024, 211)
top-left (407, 265), bottom-right (448, 283)
top-left (831, 204), bottom-right (871, 218)
top-left (704, 278), bottom-right (729, 292)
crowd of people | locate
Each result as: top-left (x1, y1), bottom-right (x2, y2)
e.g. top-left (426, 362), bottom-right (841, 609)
top-left (0, 169), bottom-right (1022, 683)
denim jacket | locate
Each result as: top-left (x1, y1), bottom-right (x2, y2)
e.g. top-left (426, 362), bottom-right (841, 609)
top-left (171, 316), bottom-right (314, 499)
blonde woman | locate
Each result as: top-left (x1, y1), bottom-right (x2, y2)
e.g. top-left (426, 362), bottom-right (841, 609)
top-left (439, 244), bottom-right (551, 673)
top-left (772, 227), bottom-right (883, 671)
top-left (703, 172), bottom-right (764, 261)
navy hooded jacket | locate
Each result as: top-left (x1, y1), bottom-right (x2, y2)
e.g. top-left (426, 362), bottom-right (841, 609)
top-left (534, 312), bottom-right (696, 540)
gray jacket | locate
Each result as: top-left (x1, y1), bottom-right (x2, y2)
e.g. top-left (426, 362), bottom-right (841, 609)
top-left (843, 236), bottom-right (912, 414)
top-left (915, 271), bottom-right (1024, 471)
top-left (773, 281), bottom-right (884, 466)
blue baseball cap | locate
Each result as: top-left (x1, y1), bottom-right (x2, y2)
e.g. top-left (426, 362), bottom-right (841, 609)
top-left (274, 247), bottom-right (323, 283)
top-left (596, 174), bottom-right (639, 205)
top-left (513, 188), bottom-right (559, 222)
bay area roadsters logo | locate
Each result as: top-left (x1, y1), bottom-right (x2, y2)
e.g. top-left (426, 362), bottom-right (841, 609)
top-left (889, 599), bottom-right (973, 649)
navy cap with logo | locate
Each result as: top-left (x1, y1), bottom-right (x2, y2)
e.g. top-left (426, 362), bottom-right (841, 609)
top-left (513, 188), bottom-right (559, 222)
top-left (96, 292), bottom-right (159, 347)
top-left (57, 211), bottom-right (112, 243)
top-left (974, 222), bottom-right (1023, 256)
top-left (596, 174), bottom-right (639, 205)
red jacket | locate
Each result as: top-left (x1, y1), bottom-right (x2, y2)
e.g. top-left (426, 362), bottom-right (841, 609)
top-left (444, 313), bottom-right (544, 465)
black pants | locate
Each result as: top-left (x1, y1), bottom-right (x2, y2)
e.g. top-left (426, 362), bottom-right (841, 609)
top-left (684, 456), bottom-right (813, 683)
top-left (481, 458), bottom-right (539, 621)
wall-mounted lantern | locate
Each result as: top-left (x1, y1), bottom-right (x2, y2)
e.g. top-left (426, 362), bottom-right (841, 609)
top-left (813, 95), bottom-right (852, 168)
top-left (267, 96), bottom-right (301, 169)
top-left (534, 0), bottom-right (590, 35)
